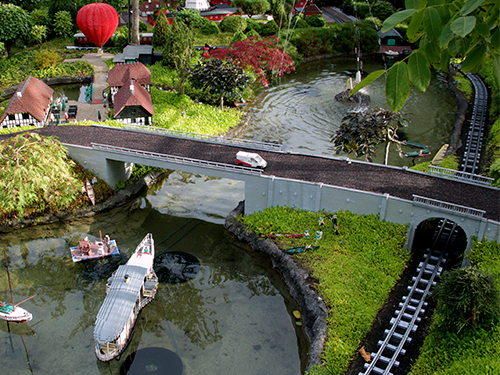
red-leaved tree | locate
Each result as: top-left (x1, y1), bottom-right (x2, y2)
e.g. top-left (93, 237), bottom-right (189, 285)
top-left (208, 36), bottom-right (295, 87)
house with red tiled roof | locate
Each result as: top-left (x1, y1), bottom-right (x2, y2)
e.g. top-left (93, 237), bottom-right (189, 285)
top-left (293, 0), bottom-right (322, 16)
top-left (139, 0), bottom-right (162, 17)
top-left (113, 80), bottom-right (154, 125)
top-left (0, 76), bottom-right (53, 129)
top-left (107, 62), bottom-right (152, 108)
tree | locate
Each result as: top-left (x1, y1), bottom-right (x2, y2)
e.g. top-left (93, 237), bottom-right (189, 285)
top-left (238, 0), bottom-right (270, 19)
top-left (220, 15), bottom-right (247, 33)
top-left (54, 10), bottom-right (73, 39)
top-left (132, 0), bottom-right (140, 44)
top-left (189, 58), bottom-right (252, 109)
top-left (0, 4), bottom-right (31, 58)
top-left (30, 24), bottom-right (47, 48)
top-left (0, 133), bottom-right (80, 219)
top-left (353, 0), bottom-right (500, 112)
top-left (152, 10), bottom-right (170, 50)
top-left (163, 19), bottom-right (194, 95)
top-left (433, 267), bottom-right (500, 332)
top-left (371, 1), bottom-right (395, 21)
top-left (331, 108), bottom-right (410, 164)
top-left (209, 36), bottom-right (295, 86)
top-left (230, 30), bottom-right (247, 45)
top-left (48, 0), bottom-right (76, 26)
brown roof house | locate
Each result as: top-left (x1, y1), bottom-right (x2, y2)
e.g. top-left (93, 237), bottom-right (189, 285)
top-left (107, 62), bottom-right (151, 107)
top-left (113, 79), bottom-right (154, 125)
top-left (0, 76), bottom-right (53, 129)
top-left (139, 0), bottom-right (162, 16)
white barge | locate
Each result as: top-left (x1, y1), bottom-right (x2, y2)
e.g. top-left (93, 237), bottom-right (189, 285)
top-left (93, 233), bottom-right (158, 361)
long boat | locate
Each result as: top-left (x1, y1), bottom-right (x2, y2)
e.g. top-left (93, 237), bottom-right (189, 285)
top-left (70, 232), bottom-right (119, 262)
top-left (267, 233), bottom-right (305, 238)
top-left (282, 245), bottom-right (320, 254)
top-left (405, 149), bottom-right (431, 158)
top-left (86, 178), bottom-right (95, 205)
top-left (93, 233), bottom-right (158, 362)
top-left (1, 250), bottom-right (36, 323)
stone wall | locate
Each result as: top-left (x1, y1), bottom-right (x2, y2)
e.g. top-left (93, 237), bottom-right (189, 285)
top-left (224, 201), bottom-right (328, 370)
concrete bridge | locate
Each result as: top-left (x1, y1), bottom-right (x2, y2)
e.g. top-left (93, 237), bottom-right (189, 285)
top-left (20, 125), bottom-right (500, 254)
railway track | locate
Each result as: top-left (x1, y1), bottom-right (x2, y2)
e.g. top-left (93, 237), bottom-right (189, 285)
top-left (461, 73), bottom-right (488, 174)
top-left (359, 219), bottom-right (458, 375)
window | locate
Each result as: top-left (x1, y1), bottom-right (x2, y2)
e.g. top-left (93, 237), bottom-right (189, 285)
top-left (22, 113), bottom-right (29, 120)
top-left (8, 114), bottom-right (15, 121)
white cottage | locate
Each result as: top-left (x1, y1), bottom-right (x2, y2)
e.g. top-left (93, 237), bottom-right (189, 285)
top-left (0, 76), bottom-right (53, 129)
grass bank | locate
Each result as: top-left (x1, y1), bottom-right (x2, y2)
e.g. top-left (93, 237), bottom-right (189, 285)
top-left (409, 238), bottom-right (500, 375)
top-left (238, 206), bottom-right (410, 374)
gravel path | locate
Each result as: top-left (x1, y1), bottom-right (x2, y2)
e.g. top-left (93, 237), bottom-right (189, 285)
top-left (2, 125), bottom-right (499, 221)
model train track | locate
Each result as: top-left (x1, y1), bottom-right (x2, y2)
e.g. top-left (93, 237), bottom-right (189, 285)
top-left (359, 219), bottom-right (458, 375)
top-left (462, 73), bottom-right (488, 174)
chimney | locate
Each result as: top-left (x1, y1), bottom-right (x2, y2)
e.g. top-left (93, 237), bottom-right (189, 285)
top-left (16, 91), bottom-right (22, 98)
top-left (130, 80), bottom-right (134, 94)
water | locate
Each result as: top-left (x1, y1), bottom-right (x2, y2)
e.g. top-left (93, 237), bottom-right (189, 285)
top-left (243, 56), bottom-right (456, 166)
top-left (51, 84), bottom-right (89, 103)
top-left (0, 56), bottom-right (456, 374)
top-left (0, 182), bottom-right (306, 374)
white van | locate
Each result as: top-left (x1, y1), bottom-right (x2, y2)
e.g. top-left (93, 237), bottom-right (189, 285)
top-left (236, 151), bottom-right (267, 169)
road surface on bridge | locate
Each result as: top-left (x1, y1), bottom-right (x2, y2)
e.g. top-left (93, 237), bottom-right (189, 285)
top-left (3, 126), bottom-right (499, 221)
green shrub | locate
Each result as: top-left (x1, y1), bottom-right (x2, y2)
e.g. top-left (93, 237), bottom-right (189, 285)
top-left (352, 2), bottom-right (371, 18)
top-left (259, 20), bottom-right (279, 37)
top-left (295, 19), bottom-right (309, 29)
top-left (176, 8), bottom-right (205, 29)
top-left (230, 31), bottom-right (247, 45)
top-left (246, 28), bottom-right (260, 37)
top-left (33, 49), bottom-right (61, 70)
top-left (371, 1), bottom-right (394, 21)
top-left (201, 21), bottom-right (220, 35)
top-left (220, 15), bottom-right (247, 33)
top-left (244, 18), bottom-right (261, 33)
top-left (30, 8), bottom-right (50, 28)
top-left (306, 14), bottom-right (325, 28)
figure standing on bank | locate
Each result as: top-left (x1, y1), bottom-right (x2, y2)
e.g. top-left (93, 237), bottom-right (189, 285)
top-left (332, 215), bottom-right (339, 235)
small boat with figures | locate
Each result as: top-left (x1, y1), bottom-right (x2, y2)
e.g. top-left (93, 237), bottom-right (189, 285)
top-left (282, 245), bottom-right (320, 254)
top-left (70, 231), bottom-right (119, 262)
top-left (402, 140), bottom-right (428, 149)
top-left (267, 233), bottom-right (305, 238)
top-left (94, 233), bottom-right (158, 362)
top-left (405, 149), bottom-right (431, 158)
top-left (1, 250), bottom-right (36, 323)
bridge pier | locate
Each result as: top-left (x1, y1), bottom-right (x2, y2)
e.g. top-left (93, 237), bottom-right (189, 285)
top-left (65, 144), bottom-right (133, 187)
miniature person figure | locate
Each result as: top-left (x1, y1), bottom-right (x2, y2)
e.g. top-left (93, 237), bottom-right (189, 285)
top-left (315, 231), bottom-right (320, 240)
top-left (103, 98), bottom-right (107, 108)
top-left (64, 112), bottom-right (68, 122)
top-left (318, 230), bottom-right (323, 240)
top-left (92, 176), bottom-right (97, 185)
top-left (319, 217), bottom-right (325, 226)
top-left (332, 215), bottom-right (339, 235)
top-left (182, 110), bottom-right (186, 117)
top-left (304, 230), bottom-right (310, 239)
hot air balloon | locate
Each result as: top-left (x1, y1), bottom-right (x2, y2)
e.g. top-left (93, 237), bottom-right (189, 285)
top-left (76, 3), bottom-right (119, 48)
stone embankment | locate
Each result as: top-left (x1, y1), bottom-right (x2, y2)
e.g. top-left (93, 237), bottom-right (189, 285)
top-left (224, 201), bottom-right (328, 371)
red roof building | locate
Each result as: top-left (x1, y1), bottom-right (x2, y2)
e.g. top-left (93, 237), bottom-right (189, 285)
top-left (113, 80), bottom-right (154, 125)
top-left (107, 62), bottom-right (152, 107)
top-left (0, 76), bottom-right (53, 129)
top-left (293, 0), bottom-right (322, 16)
top-left (139, 1), bottom-right (162, 17)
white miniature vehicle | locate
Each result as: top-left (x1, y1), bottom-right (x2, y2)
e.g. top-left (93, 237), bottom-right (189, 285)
top-left (236, 151), bottom-right (267, 169)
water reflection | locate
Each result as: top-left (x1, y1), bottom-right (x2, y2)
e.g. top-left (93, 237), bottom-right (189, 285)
top-left (0, 194), bottom-right (305, 374)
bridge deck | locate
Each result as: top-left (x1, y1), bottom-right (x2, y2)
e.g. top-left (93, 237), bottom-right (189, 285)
top-left (2, 125), bottom-right (498, 221)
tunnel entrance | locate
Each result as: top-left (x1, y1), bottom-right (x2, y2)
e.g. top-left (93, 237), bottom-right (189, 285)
top-left (412, 217), bottom-right (468, 270)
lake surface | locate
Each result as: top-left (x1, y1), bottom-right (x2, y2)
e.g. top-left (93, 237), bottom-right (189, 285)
top-left (0, 56), bottom-right (456, 374)
top-left (243, 56), bottom-right (456, 166)
top-left (0, 176), bottom-right (307, 374)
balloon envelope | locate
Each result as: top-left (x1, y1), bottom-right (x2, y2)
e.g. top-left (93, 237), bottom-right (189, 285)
top-left (77, 3), bottom-right (119, 48)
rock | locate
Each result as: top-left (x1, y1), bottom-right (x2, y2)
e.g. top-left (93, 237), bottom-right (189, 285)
top-left (335, 88), bottom-right (370, 105)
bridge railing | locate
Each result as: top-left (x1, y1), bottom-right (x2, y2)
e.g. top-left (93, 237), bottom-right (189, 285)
top-left (428, 166), bottom-right (494, 186)
top-left (413, 195), bottom-right (485, 218)
top-left (91, 143), bottom-right (263, 176)
top-left (123, 124), bottom-right (283, 152)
